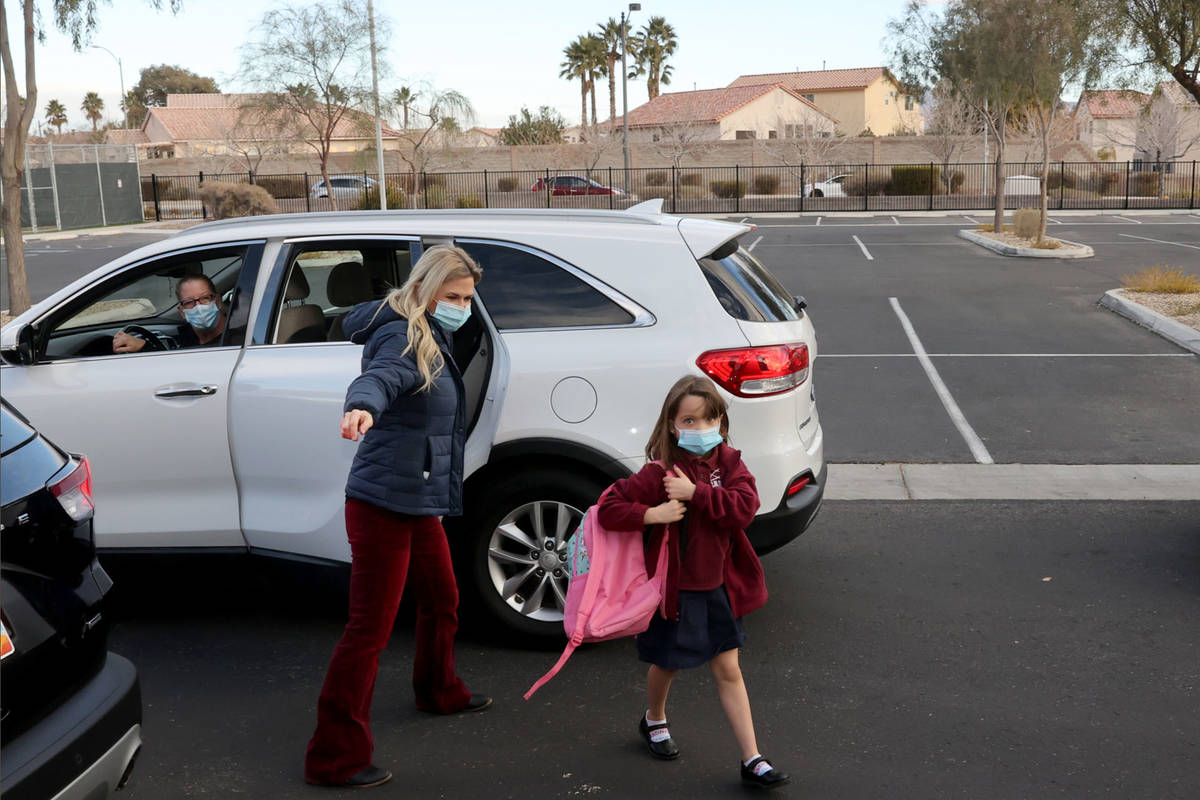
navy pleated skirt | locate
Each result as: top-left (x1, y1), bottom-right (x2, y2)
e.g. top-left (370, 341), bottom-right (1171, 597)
top-left (636, 586), bottom-right (746, 669)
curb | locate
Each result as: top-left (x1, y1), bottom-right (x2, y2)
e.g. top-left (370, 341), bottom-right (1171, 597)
top-left (3, 223), bottom-right (185, 243)
top-left (957, 229), bottom-right (1094, 258)
top-left (1099, 289), bottom-right (1200, 355)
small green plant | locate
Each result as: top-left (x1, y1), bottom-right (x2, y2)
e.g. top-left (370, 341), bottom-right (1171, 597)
top-left (496, 176), bottom-right (518, 192)
top-left (752, 174), bottom-right (781, 195)
top-left (710, 180), bottom-right (747, 199)
top-left (680, 172), bottom-right (702, 186)
top-left (1120, 266), bottom-right (1200, 294)
top-left (455, 193), bottom-right (484, 208)
top-left (198, 182), bottom-right (280, 219)
top-left (1013, 208), bottom-right (1041, 240)
top-left (644, 170), bottom-right (669, 186)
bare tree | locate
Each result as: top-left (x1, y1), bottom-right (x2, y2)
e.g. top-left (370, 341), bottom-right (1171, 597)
top-left (649, 121), bottom-right (718, 169)
top-left (1098, 84), bottom-right (1200, 165)
top-left (238, 0), bottom-right (378, 211)
top-left (767, 118), bottom-right (845, 195)
top-left (390, 82), bottom-right (474, 206)
top-left (920, 83), bottom-right (978, 192)
top-left (213, 99), bottom-right (290, 174)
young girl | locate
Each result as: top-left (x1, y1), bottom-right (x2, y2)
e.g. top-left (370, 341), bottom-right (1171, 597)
top-left (597, 375), bottom-right (790, 790)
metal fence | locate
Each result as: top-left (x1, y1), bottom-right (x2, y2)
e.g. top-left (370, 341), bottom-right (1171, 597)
top-left (8, 144), bottom-right (144, 231)
top-left (143, 160), bottom-right (1200, 220)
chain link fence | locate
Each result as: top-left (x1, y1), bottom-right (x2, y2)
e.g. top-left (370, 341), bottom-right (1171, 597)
top-left (8, 143), bottom-right (144, 231)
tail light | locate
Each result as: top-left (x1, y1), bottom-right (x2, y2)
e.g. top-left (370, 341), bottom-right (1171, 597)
top-left (696, 343), bottom-right (810, 397)
top-left (49, 456), bottom-right (94, 522)
top-left (786, 475), bottom-right (811, 497)
top-left (0, 616), bottom-right (14, 661)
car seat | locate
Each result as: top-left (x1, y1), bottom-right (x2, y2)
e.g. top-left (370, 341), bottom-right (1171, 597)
top-left (326, 261), bottom-right (376, 341)
top-left (275, 268), bottom-right (326, 344)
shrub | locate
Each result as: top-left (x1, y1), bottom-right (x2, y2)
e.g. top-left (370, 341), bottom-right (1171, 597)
top-left (455, 193), bottom-right (484, 208)
top-left (253, 175), bottom-right (306, 199)
top-left (1120, 265), bottom-right (1200, 293)
top-left (496, 176), bottom-right (518, 192)
top-left (842, 175), bottom-right (891, 196)
top-left (949, 170), bottom-right (965, 194)
top-left (1097, 146), bottom-right (1116, 161)
top-left (890, 164), bottom-right (940, 196)
top-left (638, 186), bottom-right (672, 201)
top-left (1130, 171), bottom-right (1161, 196)
top-left (357, 184), bottom-right (408, 210)
top-left (198, 182), bottom-right (279, 219)
top-left (680, 171), bottom-right (703, 186)
top-left (160, 178), bottom-right (192, 201)
top-left (423, 186), bottom-right (447, 209)
top-left (644, 170), bottom-right (669, 186)
top-left (1013, 207), bottom-right (1041, 240)
top-left (421, 173), bottom-right (446, 189)
top-left (710, 180), bottom-right (747, 199)
top-left (1045, 169), bottom-right (1079, 191)
top-left (1093, 169), bottom-right (1122, 196)
top-left (752, 174), bottom-right (781, 195)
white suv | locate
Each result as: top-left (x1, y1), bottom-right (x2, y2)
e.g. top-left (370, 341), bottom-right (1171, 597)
top-left (1, 202), bottom-right (825, 636)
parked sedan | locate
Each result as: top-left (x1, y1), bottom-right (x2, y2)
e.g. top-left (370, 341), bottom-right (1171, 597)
top-left (309, 175), bottom-right (377, 200)
top-left (0, 399), bottom-right (141, 800)
top-left (0, 202), bottom-right (825, 637)
top-left (531, 174), bottom-right (627, 196)
top-left (803, 173), bottom-right (851, 198)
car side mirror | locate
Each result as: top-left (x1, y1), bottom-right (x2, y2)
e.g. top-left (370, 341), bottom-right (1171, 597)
top-left (792, 295), bottom-right (808, 311)
top-left (1, 323), bottom-right (39, 365)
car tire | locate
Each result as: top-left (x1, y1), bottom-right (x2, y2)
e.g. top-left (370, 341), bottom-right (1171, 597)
top-left (455, 468), bottom-right (608, 639)
top-left (812, 189), bottom-right (824, 198)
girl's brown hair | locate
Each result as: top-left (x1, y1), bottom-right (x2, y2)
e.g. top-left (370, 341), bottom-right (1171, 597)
top-left (645, 375), bottom-right (730, 468)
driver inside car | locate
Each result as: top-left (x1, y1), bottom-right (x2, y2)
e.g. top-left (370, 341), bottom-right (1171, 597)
top-left (112, 274), bottom-right (227, 353)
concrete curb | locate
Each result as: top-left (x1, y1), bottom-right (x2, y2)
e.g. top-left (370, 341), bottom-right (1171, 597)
top-left (3, 223), bottom-right (186, 243)
top-left (957, 228), bottom-right (1094, 258)
top-left (1099, 289), bottom-right (1200, 355)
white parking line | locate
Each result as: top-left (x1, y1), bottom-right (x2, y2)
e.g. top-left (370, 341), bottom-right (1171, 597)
top-left (891, 216), bottom-right (900, 225)
top-left (852, 235), bottom-right (874, 260)
top-left (1048, 217), bottom-right (1063, 224)
top-left (963, 215), bottom-right (978, 224)
top-left (746, 235), bottom-right (763, 252)
top-left (816, 216), bottom-right (822, 226)
top-left (889, 298), bottom-right (995, 464)
top-left (1118, 233), bottom-right (1200, 250)
top-left (1114, 215), bottom-right (1143, 224)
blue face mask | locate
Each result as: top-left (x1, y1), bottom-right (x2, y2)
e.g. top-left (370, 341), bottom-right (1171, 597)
top-left (184, 300), bottom-right (220, 331)
top-left (676, 426), bottom-right (723, 455)
top-left (432, 300), bottom-right (471, 332)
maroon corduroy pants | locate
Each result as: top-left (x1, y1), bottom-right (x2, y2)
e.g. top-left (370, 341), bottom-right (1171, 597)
top-left (304, 499), bottom-right (472, 783)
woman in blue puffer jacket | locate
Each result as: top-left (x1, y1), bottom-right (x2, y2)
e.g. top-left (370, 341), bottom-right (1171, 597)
top-left (305, 245), bottom-right (489, 790)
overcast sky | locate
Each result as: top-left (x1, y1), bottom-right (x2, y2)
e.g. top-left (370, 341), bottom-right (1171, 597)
top-left (15, 0), bottom-right (944, 133)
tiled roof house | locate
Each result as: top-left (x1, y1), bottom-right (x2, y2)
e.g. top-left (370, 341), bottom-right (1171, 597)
top-left (729, 67), bottom-right (923, 136)
top-left (1074, 90), bottom-right (1150, 161)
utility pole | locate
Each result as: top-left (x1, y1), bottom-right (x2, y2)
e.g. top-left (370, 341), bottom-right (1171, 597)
top-left (91, 45), bottom-right (126, 128)
top-left (368, 0), bottom-right (387, 210)
top-left (621, 3), bottom-right (641, 187)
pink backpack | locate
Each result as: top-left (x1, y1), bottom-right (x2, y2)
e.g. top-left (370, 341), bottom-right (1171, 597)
top-left (524, 483), bottom-right (670, 699)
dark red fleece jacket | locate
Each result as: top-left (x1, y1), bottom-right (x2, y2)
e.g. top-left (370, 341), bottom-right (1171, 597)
top-left (596, 444), bottom-right (768, 621)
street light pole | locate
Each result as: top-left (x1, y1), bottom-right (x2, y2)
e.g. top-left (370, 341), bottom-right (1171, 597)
top-left (621, 3), bottom-right (640, 187)
top-left (367, 0), bottom-right (387, 210)
top-left (91, 45), bottom-right (126, 129)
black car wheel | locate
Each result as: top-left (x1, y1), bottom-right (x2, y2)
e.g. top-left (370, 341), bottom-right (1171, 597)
top-left (458, 468), bottom-right (607, 638)
top-left (812, 188), bottom-right (824, 198)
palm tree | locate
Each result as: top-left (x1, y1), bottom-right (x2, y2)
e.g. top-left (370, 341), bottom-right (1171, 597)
top-left (45, 99), bottom-right (68, 134)
top-left (560, 37), bottom-right (591, 134)
top-left (81, 92), bottom-right (104, 130)
top-left (633, 16), bottom-right (677, 100)
top-left (580, 34), bottom-right (608, 128)
top-left (392, 86), bottom-right (417, 129)
top-left (596, 17), bottom-right (629, 127)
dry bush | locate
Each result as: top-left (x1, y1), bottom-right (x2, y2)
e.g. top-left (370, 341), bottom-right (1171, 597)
top-left (644, 170), bottom-right (669, 186)
top-left (357, 185), bottom-right (409, 209)
top-left (752, 174), bottom-right (781, 195)
top-left (1032, 238), bottom-right (1062, 249)
top-left (680, 172), bottom-right (703, 186)
top-left (198, 182), bottom-right (279, 219)
top-left (1130, 171), bottom-right (1162, 197)
top-left (1013, 208), bottom-right (1041, 240)
top-left (1120, 266), bottom-right (1200, 293)
top-left (423, 186), bottom-right (447, 209)
top-left (455, 193), bottom-right (484, 208)
top-left (710, 180), bottom-right (747, 199)
top-left (254, 176), bottom-right (307, 199)
top-left (496, 176), bottom-right (519, 192)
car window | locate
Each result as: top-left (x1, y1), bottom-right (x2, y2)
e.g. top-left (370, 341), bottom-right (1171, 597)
top-left (697, 245), bottom-right (799, 323)
top-left (42, 247), bottom-right (248, 360)
top-left (458, 241), bottom-right (634, 330)
top-left (332, 178), bottom-right (357, 189)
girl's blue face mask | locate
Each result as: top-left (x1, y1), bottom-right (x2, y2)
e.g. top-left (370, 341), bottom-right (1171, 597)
top-left (432, 301), bottom-right (471, 332)
top-left (675, 426), bottom-right (723, 455)
top-left (184, 300), bottom-right (220, 331)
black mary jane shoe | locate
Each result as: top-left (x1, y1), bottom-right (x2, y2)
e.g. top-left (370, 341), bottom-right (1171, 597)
top-left (638, 716), bottom-right (681, 760)
top-left (740, 756), bottom-right (790, 789)
top-left (463, 693), bottom-right (493, 712)
top-left (306, 765), bottom-right (393, 789)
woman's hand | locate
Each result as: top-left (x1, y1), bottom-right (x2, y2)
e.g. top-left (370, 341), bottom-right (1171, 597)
top-left (663, 466), bottom-right (695, 502)
top-left (340, 409), bottom-right (374, 441)
top-left (644, 499), bottom-right (686, 526)
top-left (112, 331), bottom-right (147, 354)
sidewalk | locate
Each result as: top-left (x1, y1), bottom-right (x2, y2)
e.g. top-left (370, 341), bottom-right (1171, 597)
top-left (3, 220), bottom-right (196, 243)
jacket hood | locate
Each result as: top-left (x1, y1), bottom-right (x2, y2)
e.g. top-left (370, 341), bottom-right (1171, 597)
top-left (343, 299), bottom-right (405, 344)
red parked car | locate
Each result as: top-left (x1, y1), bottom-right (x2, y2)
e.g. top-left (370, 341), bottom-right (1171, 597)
top-left (531, 175), bottom-right (628, 196)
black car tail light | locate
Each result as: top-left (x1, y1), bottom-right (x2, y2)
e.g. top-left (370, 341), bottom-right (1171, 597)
top-left (49, 457), bottom-right (94, 522)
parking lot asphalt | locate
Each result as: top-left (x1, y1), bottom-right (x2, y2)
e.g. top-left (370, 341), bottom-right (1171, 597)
top-left (730, 213), bottom-right (1200, 465)
top-left (105, 499), bottom-right (1200, 799)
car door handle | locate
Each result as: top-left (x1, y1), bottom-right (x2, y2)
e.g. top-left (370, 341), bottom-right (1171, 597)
top-left (155, 384), bottom-right (219, 398)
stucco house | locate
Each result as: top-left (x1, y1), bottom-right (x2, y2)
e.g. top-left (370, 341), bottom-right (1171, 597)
top-left (609, 83), bottom-right (838, 143)
top-left (728, 67), bottom-right (923, 136)
top-left (1074, 90), bottom-right (1149, 162)
top-left (1075, 84), bottom-right (1200, 166)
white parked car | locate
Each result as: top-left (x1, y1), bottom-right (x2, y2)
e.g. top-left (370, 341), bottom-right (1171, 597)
top-left (309, 175), bottom-right (377, 200)
top-left (803, 173), bottom-right (852, 198)
top-left (1, 202), bottom-right (826, 636)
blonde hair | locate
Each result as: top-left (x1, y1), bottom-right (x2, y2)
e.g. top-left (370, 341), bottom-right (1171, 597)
top-left (645, 375), bottom-right (730, 469)
top-left (385, 245), bottom-right (482, 392)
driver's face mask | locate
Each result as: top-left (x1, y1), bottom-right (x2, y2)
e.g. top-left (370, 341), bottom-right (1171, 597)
top-left (184, 299), bottom-right (220, 330)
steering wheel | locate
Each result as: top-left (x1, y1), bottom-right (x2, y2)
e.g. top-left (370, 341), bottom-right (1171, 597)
top-left (120, 324), bottom-right (168, 352)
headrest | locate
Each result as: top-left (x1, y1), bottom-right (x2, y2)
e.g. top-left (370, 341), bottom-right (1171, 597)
top-left (326, 261), bottom-right (374, 307)
top-left (285, 267), bottom-right (311, 301)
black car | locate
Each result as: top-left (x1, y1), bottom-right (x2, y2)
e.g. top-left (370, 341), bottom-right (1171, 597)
top-left (1, 399), bottom-right (141, 799)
